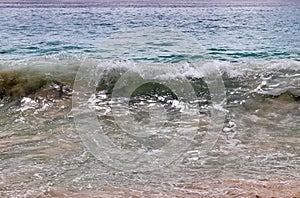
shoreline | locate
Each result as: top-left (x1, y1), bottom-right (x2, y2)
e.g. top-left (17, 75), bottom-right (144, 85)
top-left (2, 179), bottom-right (299, 197)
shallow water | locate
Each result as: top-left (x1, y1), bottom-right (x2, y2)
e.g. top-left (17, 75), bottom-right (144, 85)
top-left (0, 0), bottom-right (300, 197)
top-left (0, 58), bottom-right (299, 197)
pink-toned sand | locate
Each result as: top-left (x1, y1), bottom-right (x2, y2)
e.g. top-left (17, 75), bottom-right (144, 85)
top-left (33, 179), bottom-right (300, 198)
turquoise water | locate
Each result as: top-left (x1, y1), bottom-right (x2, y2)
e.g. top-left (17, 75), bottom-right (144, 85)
top-left (0, 1), bottom-right (300, 197)
top-left (0, 1), bottom-right (299, 61)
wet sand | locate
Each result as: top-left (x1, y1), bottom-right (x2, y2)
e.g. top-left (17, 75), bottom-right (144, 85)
top-left (8, 179), bottom-right (298, 197)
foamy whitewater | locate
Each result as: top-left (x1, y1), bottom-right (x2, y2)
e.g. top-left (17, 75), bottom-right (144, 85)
top-left (0, 1), bottom-right (299, 197)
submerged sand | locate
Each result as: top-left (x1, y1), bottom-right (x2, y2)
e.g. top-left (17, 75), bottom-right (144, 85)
top-left (12, 179), bottom-right (300, 197)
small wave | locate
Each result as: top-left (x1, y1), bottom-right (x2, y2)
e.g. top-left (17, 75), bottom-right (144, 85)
top-left (0, 58), bottom-right (299, 107)
top-left (0, 57), bottom-right (79, 99)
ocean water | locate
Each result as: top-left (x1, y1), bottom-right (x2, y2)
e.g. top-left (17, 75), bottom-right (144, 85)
top-left (0, 0), bottom-right (300, 197)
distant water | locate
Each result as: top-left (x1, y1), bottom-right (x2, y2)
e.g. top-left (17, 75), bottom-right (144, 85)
top-left (0, 0), bottom-right (299, 61)
top-left (0, 1), bottom-right (300, 197)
